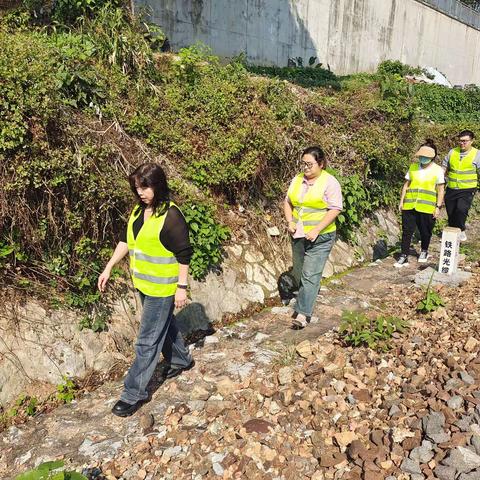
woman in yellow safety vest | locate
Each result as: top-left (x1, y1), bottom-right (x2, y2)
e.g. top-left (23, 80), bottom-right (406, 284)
top-left (98, 163), bottom-right (194, 417)
top-left (395, 140), bottom-right (445, 268)
top-left (284, 146), bottom-right (343, 329)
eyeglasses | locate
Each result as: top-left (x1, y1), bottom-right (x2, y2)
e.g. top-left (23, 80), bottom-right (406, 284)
top-left (459, 138), bottom-right (472, 143)
top-left (302, 162), bottom-right (316, 169)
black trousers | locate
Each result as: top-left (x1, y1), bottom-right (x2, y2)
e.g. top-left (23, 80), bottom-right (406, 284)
top-left (401, 209), bottom-right (435, 255)
top-left (445, 187), bottom-right (475, 232)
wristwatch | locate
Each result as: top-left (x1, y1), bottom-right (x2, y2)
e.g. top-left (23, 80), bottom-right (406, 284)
top-left (177, 284), bottom-right (188, 290)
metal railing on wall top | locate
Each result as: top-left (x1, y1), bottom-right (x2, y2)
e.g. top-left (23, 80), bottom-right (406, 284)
top-left (417, 0), bottom-right (480, 30)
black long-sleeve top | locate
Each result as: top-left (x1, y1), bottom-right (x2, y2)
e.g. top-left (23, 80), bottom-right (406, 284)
top-left (121, 204), bottom-right (193, 265)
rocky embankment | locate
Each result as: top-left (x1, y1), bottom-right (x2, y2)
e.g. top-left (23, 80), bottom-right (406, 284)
top-left (1, 227), bottom-right (479, 480)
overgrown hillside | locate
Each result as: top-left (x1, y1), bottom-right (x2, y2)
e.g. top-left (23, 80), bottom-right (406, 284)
top-left (1, 2), bottom-right (479, 330)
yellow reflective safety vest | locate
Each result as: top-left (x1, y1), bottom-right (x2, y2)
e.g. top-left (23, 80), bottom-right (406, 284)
top-left (447, 147), bottom-right (478, 189)
top-left (287, 171), bottom-right (336, 234)
top-left (403, 163), bottom-right (442, 215)
top-left (127, 204), bottom-right (179, 297)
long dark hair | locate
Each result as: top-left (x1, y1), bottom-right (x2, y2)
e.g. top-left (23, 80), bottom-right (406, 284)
top-left (128, 163), bottom-right (170, 215)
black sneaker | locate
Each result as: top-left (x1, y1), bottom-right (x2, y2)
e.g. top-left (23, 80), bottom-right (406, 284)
top-left (394, 254), bottom-right (409, 268)
top-left (418, 250), bottom-right (429, 263)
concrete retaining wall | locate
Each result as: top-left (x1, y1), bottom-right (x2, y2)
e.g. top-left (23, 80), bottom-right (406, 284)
top-left (135, 0), bottom-right (480, 85)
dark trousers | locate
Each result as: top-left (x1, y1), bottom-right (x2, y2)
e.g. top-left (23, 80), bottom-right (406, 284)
top-left (401, 209), bottom-right (435, 255)
top-left (445, 187), bottom-right (475, 232)
top-left (120, 293), bottom-right (192, 404)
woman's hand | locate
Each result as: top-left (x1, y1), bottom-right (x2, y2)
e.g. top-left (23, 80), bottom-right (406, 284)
top-left (305, 227), bottom-right (320, 242)
top-left (433, 206), bottom-right (440, 219)
top-left (97, 242), bottom-right (128, 293)
top-left (98, 268), bottom-right (111, 293)
top-left (175, 288), bottom-right (188, 309)
top-left (287, 221), bottom-right (297, 234)
top-left (398, 202), bottom-right (403, 212)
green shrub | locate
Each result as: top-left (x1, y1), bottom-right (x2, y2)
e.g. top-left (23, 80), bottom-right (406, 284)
top-left (5, 394), bottom-right (38, 418)
top-left (82, 5), bottom-right (163, 74)
top-left (416, 289), bottom-right (445, 313)
top-left (339, 310), bottom-right (409, 351)
top-left (52, 0), bottom-right (121, 26)
top-left (416, 273), bottom-right (445, 313)
top-left (328, 170), bottom-right (370, 240)
top-left (15, 460), bottom-right (86, 480)
top-left (56, 377), bottom-right (78, 404)
top-left (247, 63), bottom-right (341, 89)
top-left (0, 30), bottom-right (60, 152)
top-left (415, 84), bottom-right (480, 123)
top-left (377, 60), bottom-right (424, 77)
top-left (124, 44), bottom-right (304, 197)
top-left (183, 202), bottom-right (230, 280)
top-left (379, 73), bottom-right (417, 121)
top-left (339, 72), bottom-right (377, 91)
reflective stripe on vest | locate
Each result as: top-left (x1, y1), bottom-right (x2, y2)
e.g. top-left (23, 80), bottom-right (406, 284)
top-left (403, 163), bottom-right (440, 215)
top-left (287, 171), bottom-right (336, 234)
top-left (127, 204), bottom-right (179, 297)
top-left (447, 147), bottom-right (478, 189)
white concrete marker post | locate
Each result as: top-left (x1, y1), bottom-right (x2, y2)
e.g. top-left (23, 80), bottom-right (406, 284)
top-left (438, 227), bottom-right (461, 275)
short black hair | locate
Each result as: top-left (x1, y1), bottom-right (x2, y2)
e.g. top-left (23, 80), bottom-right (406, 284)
top-left (302, 145), bottom-right (327, 168)
top-left (458, 130), bottom-right (475, 139)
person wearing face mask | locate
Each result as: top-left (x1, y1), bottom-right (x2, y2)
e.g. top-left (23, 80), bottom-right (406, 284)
top-left (395, 140), bottom-right (445, 268)
top-left (284, 146), bottom-right (343, 329)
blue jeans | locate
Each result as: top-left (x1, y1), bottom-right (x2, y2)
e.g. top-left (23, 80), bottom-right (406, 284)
top-left (291, 232), bottom-right (336, 317)
top-left (120, 293), bottom-right (192, 404)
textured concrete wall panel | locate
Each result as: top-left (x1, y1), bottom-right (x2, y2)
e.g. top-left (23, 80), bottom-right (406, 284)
top-left (136, 0), bottom-right (480, 84)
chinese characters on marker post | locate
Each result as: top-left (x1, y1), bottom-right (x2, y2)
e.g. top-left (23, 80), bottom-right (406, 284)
top-left (438, 229), bottom-right (461, 275)
top-left (441, 241), bottom-right (452, 274)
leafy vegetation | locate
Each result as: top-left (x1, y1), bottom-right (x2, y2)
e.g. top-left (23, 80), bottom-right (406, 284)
top-left (416, 288), bottom-right (445, 313)
top-left (339, 310), bottom-right (409, 351)
top-left (182, 202), bottom-right (230, 280)
top-left (247, 58), bottom-right (341, 89)
top-left (14, 460), bottom-right (86, 480)
top-left (379, 72), bottom-right (416, 121)
top-left (56, 377), bottom-right (78, 404)
top-left (416, 273), bottom-right (446, 313)
top-left (4, 394), bottom-right (38, 418)
top-left (329, 171), bottom-right (370, 240)
top-left (415, 84), bottom-right (480, 123)
top-left (0, 393), bottom-right (40, 431)
top-left (377, 60), bottom-right (425, 78)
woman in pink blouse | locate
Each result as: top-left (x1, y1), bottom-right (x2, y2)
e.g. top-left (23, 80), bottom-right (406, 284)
top-left (284, 146), bottom-right (343, 328)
